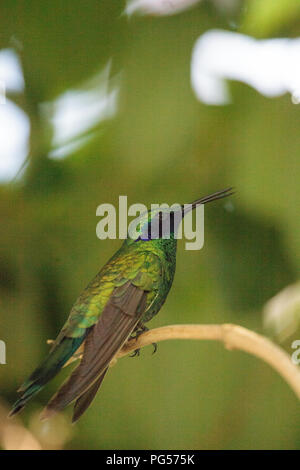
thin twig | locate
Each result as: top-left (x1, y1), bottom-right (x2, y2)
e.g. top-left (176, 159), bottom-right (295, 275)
top-left (116, 324), bottom-right (300, 400)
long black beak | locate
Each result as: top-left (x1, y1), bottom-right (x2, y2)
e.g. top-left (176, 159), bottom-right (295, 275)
top-left (182, 187), bottom-right (234, 216)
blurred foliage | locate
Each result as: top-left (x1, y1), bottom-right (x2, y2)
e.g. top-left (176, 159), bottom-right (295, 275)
top-left (0, 0), bottom-right (299, 450)
top-left (243, 0), bottom-right (300, 36)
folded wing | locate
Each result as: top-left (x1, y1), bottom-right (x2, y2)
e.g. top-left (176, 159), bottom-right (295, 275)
top-left (41, 281), bottom-right (148, 419)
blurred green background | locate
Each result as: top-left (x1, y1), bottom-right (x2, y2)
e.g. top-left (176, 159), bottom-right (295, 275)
top-left (0, 0), bottom-right (299, 450)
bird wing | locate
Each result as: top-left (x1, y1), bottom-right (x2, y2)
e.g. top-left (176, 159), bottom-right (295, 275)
top-left (54, 249), bottom-right (160, 341)
top-left (72, 368), bottom-right (108, 423)
top-left (11, 250), bottom-right (161, 418)
top-left (41, 254), bottom-right (161, 419)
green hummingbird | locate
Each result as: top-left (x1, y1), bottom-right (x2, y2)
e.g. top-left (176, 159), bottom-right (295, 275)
top-left (10, 188), bottom-right (233, 422)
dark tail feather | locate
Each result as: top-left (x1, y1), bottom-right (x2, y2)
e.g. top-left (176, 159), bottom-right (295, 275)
top-left (9, 336), bottom-right (85, 417)
top-left (9, 383), bottom-right (41, 417)
top-left (72, 368), bottom-right (108, 423)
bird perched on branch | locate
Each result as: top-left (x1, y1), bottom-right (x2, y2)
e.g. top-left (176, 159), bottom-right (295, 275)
top-left (10, 188), bottom-right (233, 422)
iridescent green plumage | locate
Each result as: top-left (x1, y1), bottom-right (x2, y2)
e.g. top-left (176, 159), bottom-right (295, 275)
top-left (10, 188), bottom-right (233, 421)
top-left (60, 240), bottom-right (175, 337)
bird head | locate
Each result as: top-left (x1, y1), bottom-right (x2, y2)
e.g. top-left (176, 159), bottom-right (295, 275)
top-left (127, 187), bottom-right (233, 243)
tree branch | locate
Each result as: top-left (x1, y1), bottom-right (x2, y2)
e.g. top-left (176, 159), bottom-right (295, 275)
top-left (115, 323), bottom-right (300, 400)
top-left (50, 323), bottom-right (300, 400)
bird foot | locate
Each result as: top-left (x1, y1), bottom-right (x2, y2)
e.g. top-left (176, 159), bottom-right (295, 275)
top-left (130, 348), bottom-right (140, 357)
top-left (129, 324), bottom-right (158, 357)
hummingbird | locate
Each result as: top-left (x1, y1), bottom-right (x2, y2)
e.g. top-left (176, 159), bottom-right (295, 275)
top-left (10, 188), bottom-right (233, 422)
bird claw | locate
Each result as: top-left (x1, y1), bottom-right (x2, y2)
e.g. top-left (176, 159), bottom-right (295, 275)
top-left (130, 348), bottom-right (140, 358)
top-left (129, 325), bottom-right (157, 357)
